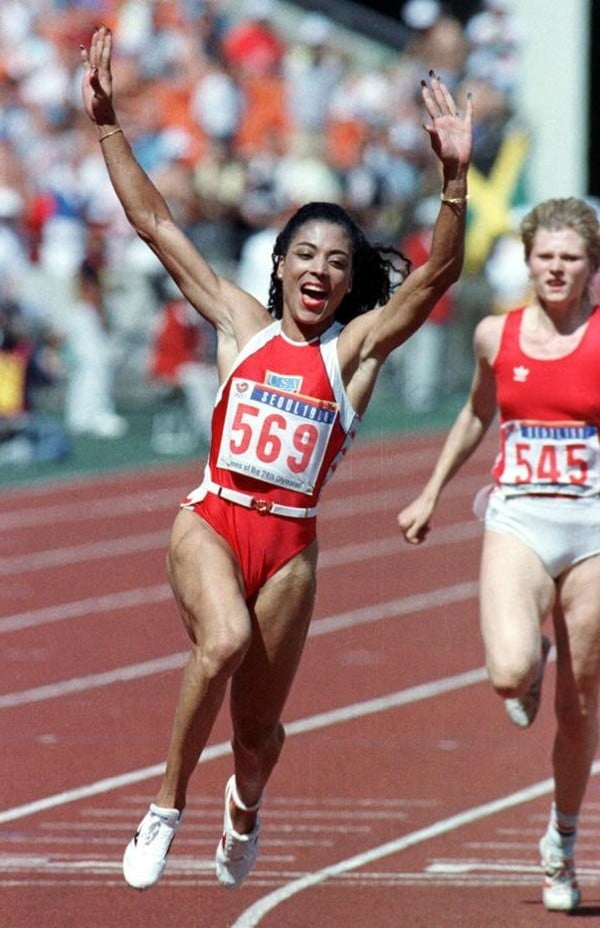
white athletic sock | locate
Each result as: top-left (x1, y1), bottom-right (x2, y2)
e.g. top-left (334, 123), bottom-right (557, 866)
top-left (545, 802), bottom-right (578, 858)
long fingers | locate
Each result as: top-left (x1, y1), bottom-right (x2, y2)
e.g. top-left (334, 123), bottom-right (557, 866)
top-left (432, 74), bottom-right (459, 116)
top-left (421, 72), bottom-right (450, 120)
top-left (97, 27), bottom-right (113, 71)
top-left (421, 71), bottom-right (471, 123)
top-left (87, 25), bottom-right (110, 71)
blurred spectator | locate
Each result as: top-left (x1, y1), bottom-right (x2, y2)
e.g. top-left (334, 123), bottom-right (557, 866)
top-left (0, 186), bottom-right (30, 296)
top-left (0, 296), bottom-right (70, 464)
top-left (483, 205), bottom-right (532, 314)
top-left (190, 58), bottom-right (243, 157)
top-left (148, 289), bottom-right (218, 449)
top-left (466, 76), bottom-right (515, 177)
top-left (0, 0), bottom-right (525, 429)
top-left (236, 200), bottom-right (287, 306)
top-left (283, 13), bottom-right (343, 155)
top-left (221, 0), bottom-right (285, 78)
top-left (62, 261), bottom-right (128, 439)
top-left (465, 0), bottom-right (522, 95)
top-left (237, 153), bottom-right (343, 305)
top-left (220, 0), bottom-right (289, 157)
top-left (239, 129), bottom-right (287, 229)
top-left (392, 196), bottom-right (456, 411)
top-left (400, 0), bottom-right (468, 91)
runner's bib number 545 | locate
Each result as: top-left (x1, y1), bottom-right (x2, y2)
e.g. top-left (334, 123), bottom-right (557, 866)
top-left (496, 420), bottom-right (600, 496)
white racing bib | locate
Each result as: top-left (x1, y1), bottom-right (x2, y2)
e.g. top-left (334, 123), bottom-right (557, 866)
top-left (497, 420), bottom-right (600, 495)
top-left (217, 378), bottom-right (339, 493)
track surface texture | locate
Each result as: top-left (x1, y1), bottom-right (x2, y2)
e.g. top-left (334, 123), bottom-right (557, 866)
top-left (2, 432), bottom-right (599, 927)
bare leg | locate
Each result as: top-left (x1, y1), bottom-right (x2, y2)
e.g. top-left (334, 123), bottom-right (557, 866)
top-left (552, 555), bottom-right (600, 816)
top-left (155, 508), bottom-right (252, 811)
top-left (227, 539), bottom-right (318, 832)
top-left (479, 529), bottom-right (555, 698)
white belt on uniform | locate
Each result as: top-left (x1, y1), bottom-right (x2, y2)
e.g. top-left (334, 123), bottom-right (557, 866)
top-left (205, 480), bottom-right (317, 518)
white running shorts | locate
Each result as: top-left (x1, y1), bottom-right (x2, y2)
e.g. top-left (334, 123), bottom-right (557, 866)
top-left (475, 488), bottom-right (600, 579)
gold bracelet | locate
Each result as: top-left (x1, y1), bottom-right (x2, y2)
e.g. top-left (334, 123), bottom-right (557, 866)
top-left (98, 127), bottom-right (123, 143)
top-left (440, 193), bottom-right (469, 204)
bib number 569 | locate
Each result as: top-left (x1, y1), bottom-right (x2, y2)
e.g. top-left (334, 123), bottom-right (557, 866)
top-left (230, 403), bottom-right (319, 473)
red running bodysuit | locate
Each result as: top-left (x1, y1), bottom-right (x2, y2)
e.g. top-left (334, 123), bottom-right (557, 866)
top-left (491, 306), bottom-right (600, 497)
top-left (182, 320), bottom-right (360, 598)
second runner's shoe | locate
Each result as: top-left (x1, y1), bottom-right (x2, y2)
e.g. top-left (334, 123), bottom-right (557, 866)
top-left (540, 835), bottom-right (581, 911)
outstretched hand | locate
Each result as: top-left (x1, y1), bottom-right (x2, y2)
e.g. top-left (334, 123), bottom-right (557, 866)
top-left (421, 73), bottom-right (473, 173)
top-left (80, 26), bottom-right (115, 126)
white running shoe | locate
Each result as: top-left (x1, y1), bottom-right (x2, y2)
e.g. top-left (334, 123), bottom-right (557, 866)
top-left (123, 804), bottom-right (181, 889)
top-left (504, 635), bottom-right (551, 728)
top-left (215, 776), bottom-right (261, 888)
top-left (540, 835), bottom-right (581, 911)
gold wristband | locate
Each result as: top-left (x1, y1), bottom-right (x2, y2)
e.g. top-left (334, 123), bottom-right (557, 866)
top-left (440, 193), bottom-right (469, 204)
top-left (98, 127), bottom-right (123, 143)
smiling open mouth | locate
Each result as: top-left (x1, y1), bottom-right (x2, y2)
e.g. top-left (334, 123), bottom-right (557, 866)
top-left (301, 285), bottom-right (329, 308)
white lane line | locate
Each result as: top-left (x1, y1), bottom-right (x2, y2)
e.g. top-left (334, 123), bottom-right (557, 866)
top-left (0, 516), bottom-right (480, 632)
top-left (0, 664), bottom-right (487, 824)
top-left (0, 580), bottom-right (478, 706)
top-left (0, 443), bottom-right (451, 517)
top-left (0, 518), bottom-right (476, 578)
top-left (0, 740), bottom-right (219, 826)
top-left (0, 584), bottom-right (172, 634)
top-left (0, 530), bottom-right (169, 575)
top-left (310, 579), bottom-right (477, 637)
top-left (319, 522), bottom-right (480, 569)
top-left (230, 761), bottom-right (600, 928)
top-left (0, 470), bottom-right (483, 545)
top-left (0, 654), bottom-right (187, 708)
top-left (0, 488), bottom-right (178, 530)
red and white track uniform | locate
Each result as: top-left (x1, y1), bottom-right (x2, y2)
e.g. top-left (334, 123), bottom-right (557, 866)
top-left (492, 306), bottom-right (600, 497)
top-left (479, 306), bottom-right (600, 577)
top-left (182, 320), bottom-right (360, 597)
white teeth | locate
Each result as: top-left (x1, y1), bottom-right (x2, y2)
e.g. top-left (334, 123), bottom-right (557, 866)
top-left (303, 287), bottom-right (327, 297)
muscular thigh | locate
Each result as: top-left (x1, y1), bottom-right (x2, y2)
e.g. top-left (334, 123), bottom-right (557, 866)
top-left (555, 555), bottom-right (600, 685)
top-left (479, 528), bottom-right (555, 666)
top-left (184, 492), bottom-right (316, 600)
top-left (168, 507), bottom-right (250, 645)
top-left (230, 540), bottom-right (319, 728)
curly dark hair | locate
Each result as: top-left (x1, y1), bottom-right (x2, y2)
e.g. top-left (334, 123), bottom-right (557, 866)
top-left (266, 202), bottom-right (411, 323)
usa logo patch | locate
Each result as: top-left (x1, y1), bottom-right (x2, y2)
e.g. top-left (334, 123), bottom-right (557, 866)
top-left (266, 371), bottom-right (302, 393)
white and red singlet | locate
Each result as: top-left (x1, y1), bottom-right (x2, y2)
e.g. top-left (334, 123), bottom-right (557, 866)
top-left (491, 306), bottom-right (600, 498)
top-left (182, 320), bottom-right (360, 597)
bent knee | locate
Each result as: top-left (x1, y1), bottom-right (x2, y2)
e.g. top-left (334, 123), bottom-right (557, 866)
top-left (487, 656), bottom-right (536, 697)
top-left (193, 625), bottom-right (252, 680)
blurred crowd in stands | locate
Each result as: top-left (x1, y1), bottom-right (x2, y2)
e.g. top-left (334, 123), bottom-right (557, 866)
top-left (0, 0), bottom-right (531, 461)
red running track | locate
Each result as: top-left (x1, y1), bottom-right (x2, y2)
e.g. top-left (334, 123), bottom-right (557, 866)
top-left (1, 432), bottom-right (599, 927)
